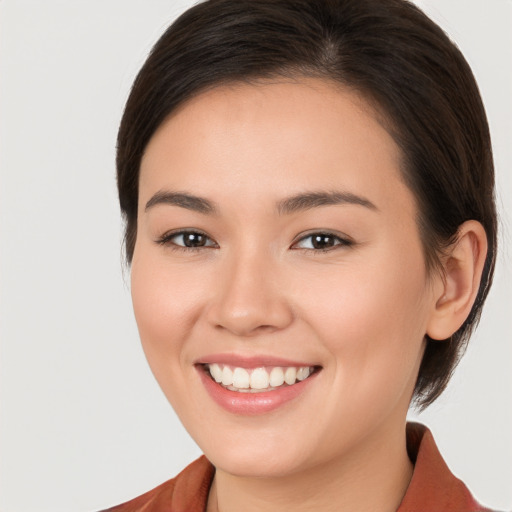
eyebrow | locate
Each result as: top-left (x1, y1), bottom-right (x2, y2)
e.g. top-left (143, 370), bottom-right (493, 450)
top-left (145, 191), bottom-right (218, 215)
top-left (276, 191), bottom-right (377, 215)
top-left (145, 189), bottom-right (377, 215)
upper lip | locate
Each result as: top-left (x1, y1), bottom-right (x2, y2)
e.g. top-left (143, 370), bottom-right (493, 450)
top-left (195, 353), bottom-right (321, 368)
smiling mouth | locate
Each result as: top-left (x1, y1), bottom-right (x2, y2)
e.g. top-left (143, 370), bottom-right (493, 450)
top-left (202, 363), bottom-right (320, 393)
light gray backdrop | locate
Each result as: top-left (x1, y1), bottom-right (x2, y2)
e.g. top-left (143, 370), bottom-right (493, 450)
top-left (1, 1), bottom-right (511, 511)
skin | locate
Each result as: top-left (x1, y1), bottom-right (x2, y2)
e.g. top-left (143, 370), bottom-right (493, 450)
top-left (131, 79), bottom-right (487, 512)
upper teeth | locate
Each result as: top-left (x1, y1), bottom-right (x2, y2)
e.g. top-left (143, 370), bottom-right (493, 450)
top-left (206, 364), bottom-right (313, 392)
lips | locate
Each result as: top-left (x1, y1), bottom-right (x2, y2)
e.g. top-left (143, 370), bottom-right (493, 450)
top-left (195, 354), bottom-right (321, 415)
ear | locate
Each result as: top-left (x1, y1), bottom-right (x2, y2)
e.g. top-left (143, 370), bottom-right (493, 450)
top-left (426, 220), bottom-right (488, 341)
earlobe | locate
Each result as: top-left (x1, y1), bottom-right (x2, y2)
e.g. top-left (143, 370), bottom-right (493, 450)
top-left (426, 220), bottom-right (488, 341)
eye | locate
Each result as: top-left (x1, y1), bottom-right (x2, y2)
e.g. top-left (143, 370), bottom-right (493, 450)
top-left (292, 232), bottom-right (352, 251)
top-left (157, 230), bottom-right (217, 250)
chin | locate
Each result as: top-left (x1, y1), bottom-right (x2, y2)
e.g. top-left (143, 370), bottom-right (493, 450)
top-left (193, 425), bottom-right (317, 478)
top-left (209, 447), bottom-right (308, 479)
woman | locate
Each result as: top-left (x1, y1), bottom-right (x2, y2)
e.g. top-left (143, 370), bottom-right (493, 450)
top-left (106, 0), bottom-right (498, 510)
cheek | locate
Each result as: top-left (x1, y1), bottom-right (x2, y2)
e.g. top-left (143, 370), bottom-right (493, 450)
top-left (129, 252), bottom-right (217, 420)
top-left (130, 249), bottom-right (207, 374)
top-left (299, 252), bottom-right (428, 338)
top-left (299, 253), bottom-right (429, 401)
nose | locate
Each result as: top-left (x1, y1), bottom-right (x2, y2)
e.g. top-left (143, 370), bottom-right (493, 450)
top-left (206, 250), bottom-right (294, 337)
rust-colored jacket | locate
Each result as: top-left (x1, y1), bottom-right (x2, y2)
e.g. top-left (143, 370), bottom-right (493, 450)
top-left (102, 423), bottom-right (493, 511)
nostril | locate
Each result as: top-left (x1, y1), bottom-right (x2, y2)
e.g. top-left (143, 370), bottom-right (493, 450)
top-left (213, 322), bottom-right (280, 338)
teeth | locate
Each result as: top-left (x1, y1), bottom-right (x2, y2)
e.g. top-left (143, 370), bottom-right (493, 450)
top-left (210, 363), bottom-right (223, 383)
top-left (297, 367), bottom-right (311, 381)
top-left (269, 367), bottom-right (285, 387)
top-left (221, 366), bottom-right (233, 386)
top-left (206, 364), bottom-right (315, 392)
top-left (250, 368), bottom-right (269, 389)
top-left (284, 367), bottom-right (297, 385)
top-left (232, 367), bottom-right (250, 389)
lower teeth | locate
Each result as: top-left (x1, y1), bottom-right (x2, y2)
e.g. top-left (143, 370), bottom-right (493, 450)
top-left (224, 384), bottom-right (287, 393)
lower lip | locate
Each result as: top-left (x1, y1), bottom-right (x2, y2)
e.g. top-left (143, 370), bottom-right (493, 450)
top-left (197, 366), bottom-right (319, 415)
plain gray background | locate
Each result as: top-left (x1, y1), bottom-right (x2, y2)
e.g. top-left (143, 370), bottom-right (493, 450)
top-left (1, 1), bottom-right (511, 511)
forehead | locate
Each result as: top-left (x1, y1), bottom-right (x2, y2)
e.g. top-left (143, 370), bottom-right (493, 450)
top-left (139, 79), bottom-right (412, 215)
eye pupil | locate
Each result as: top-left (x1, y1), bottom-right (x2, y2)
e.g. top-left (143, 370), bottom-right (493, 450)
top-left (184, 233), bottom-right (206, 247)
top-left (312, 234), bottom-right (335, 249)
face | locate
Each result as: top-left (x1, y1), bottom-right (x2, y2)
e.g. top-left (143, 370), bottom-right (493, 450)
top-left (131, 79), bottom-right (437, 478)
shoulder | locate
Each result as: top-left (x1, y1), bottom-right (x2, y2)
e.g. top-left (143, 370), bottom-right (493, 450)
top-left (399, 422), bottom-right (496, 512)
top-left (99, 456), bottom-right (214, 512)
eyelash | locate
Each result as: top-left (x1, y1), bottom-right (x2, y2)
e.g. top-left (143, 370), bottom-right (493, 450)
top-left (157, 230), bottom-right (216, 253)
top-left (156, 230), bottom-right (353, 254)
top-left (293, 232), bottom-right (353, 252)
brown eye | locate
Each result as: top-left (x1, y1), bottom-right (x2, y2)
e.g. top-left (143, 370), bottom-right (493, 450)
top-left (158, 230), bottom-right (217, 249)
top-left (181, 232), bottom-right (208, 247)
top-left (293, 232), bottom-right (352, 251)
top-left (310, 234), bottom-right (337, 249)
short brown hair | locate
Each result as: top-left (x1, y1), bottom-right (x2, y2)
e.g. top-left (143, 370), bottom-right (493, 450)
top-left (116, 0), bottom-right (497, 409)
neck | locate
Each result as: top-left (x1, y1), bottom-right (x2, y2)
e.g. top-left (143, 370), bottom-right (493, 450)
top-left (206, 421), bottom-right (413, 512)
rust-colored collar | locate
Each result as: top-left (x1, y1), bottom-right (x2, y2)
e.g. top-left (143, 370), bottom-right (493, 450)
top-left (397, 422), bottom-right (490, 511)
top-left (103, 422), bottom-right (491, 511)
